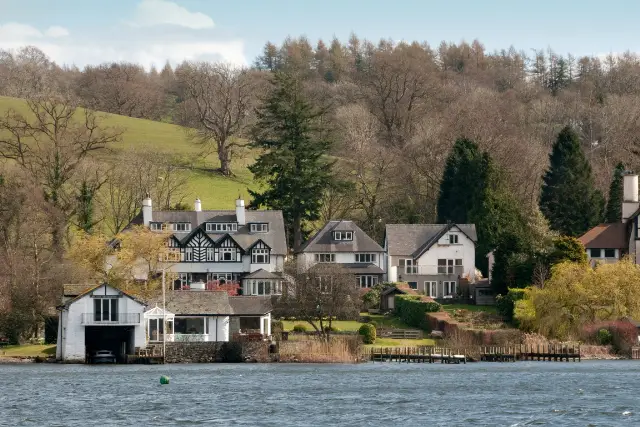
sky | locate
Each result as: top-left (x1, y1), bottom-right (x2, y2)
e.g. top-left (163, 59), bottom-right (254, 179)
top-left (0, 0), bottom-right (638, 69)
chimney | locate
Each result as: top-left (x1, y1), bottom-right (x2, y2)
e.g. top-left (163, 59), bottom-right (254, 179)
top-left (235, 197), bottom-right (246, 226)
top-left (194, 198), bottom-right (202, 212)
top-left (142, 196), bottom-right (153, 226)
top-left (622, 172), bottom-right (639, 222)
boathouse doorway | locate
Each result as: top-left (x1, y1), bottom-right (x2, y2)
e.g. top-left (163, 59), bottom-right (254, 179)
top-left (85, 326), bottom-right (135, 363)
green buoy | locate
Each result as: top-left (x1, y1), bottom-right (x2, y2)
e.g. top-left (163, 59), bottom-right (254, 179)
top-left (160, 375), bottom-right (170, 385)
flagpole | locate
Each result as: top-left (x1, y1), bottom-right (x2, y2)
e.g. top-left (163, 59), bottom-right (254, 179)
top-left (162, 268), bottom-right (166, 363)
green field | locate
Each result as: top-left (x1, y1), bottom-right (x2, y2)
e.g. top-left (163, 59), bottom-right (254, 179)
top-left (0, 96), bottom-right (257, 210)
top-left (1, 344), bottom-right (56, 357)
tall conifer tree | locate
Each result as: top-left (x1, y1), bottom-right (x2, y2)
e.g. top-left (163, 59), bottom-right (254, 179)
top-left (249, 72), bottom-right (335, 251)
top-left (605, 162), bottom-right (625, 223)
top-left (540, 126), bottom-right (604, 236)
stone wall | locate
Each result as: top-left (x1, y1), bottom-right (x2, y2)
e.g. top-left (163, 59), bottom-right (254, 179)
top-left (164, 341), bottom-right (271, 363)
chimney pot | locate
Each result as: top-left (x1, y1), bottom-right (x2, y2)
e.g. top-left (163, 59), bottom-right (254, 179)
top-left (142, 197), bottom-right (153, 226)
top-left (194, 198), bottom-right (202, 212)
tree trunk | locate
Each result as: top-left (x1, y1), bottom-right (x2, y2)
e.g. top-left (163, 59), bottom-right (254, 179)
top-left (218, 144), bottom-right (232, 176)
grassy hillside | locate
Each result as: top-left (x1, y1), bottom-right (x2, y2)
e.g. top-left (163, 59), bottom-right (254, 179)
top-left (0, 96), bottom-right (256, 209)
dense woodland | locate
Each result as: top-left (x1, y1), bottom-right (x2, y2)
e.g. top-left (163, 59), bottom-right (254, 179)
top-left (2, 35), bottom-right (640, 341)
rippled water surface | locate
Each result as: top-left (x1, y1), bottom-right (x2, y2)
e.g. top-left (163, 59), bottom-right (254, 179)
top-left (0, 361), bottom-right (639, 426)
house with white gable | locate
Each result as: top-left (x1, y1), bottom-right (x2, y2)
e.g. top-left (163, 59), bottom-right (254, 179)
top-left (297, 220), bottom-right (385, 288)
top-left (56, 284), bottom-right (147, 363)
top-left (133, 196), bottom-right (288, 296)
top-left (384, 223), bottom-right (477, 298)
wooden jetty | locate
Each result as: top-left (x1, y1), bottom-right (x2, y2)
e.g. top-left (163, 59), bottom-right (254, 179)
top-left (367, 343), bottom-right (581, 364)
top-left (368, 347), bottom-right (466, 364)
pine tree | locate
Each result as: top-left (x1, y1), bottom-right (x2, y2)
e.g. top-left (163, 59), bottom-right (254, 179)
top-left (540, 126), bottom-right (604, 236)
top-left (76, 180), bottom-right (95, 234)
top-left (605, 162), bottom-right (625, 223)
top-left (249, 72), bottom-right (336, 251)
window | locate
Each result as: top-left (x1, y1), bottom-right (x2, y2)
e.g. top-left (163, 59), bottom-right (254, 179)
top-left (250, 223), bottom-right (269, 233)
top-left (399, 259), bottom-right (417, 274)
top-left (437, 259), bottom-right (462, 274)
top-left (444, 281), bottom-right (457, 296)
top-left (333, 231), bottom-right (353, 241)
top-left (249, 280), bottom-right (281, 296)
top-left (93, 298), bottom-right (117, 322)
top-left (184, 247), bottom-right (193, 261)
top-left (174, 273), bottom-right (190, 289)
top-left (590, 248), bottom-right (602, 258)
top-left (604, 249), bottom-right (616, 258)
top-left (172, 223), bottom-right (191, 232)
top-left (314, 253), bottom-right (335, 263)
top-left (355, 253), bottom-right (377, 263)
top-left (447, 234), bottom-right (459, 244)
top-left (252, 248), bottom-right (270, 264)
top-left (408, 281), bottom-right (418, 290)
top-left (425, 281), bottom-right (437, 297)
top-left (150, 222), bottom-right (164, 231)
top-left (205, 223), bottom-right (238, 232)
top-left (207, 272), bottom-right (234, 282)
top-left (220, 248), bottom-right (235, 261)
top-left (357, 275), bottom-right (379, 288)
top-left (206, 248), bottom-right (215, 262)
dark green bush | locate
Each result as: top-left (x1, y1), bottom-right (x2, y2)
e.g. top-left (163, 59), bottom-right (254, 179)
top-left (368, 320), bottom-right (378, 328)
top-left (358, 324), bottom-right (376, 344)
top-left (495, 288), bottom-right (527, 323)
top-left (394, 295), bottom-right (441, 329)
top-left (596, 328), bottom-right (613, 345)
top-left (292, 324), bottom-right (307, 333)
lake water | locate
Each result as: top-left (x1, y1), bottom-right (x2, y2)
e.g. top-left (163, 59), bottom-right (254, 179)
top-left (0, 361), bottom-right (638, 426)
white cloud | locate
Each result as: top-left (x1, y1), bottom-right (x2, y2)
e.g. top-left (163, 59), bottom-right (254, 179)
top-left (0, 22), bottom-right (43, 41)
top-left (45, 26), bottom-right (69, 38)
top-left (131, 0), bottom-right (214, 29)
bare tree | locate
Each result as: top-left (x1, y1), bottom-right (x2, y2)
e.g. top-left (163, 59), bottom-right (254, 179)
top-left (278, 262), bottom-right (360, 339)
top-left (0, 95), bottom-right (122, 247)
top-left (176, 62), bottom-right (259, 176)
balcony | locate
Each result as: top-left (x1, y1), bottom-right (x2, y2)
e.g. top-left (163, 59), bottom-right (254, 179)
top-left (399, 265), bottom-right (464, 276)
top-left (81, 313), bottom-right (141, 325)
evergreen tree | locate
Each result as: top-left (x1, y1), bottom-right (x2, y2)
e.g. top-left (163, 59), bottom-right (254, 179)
top-left (76, 180), bottom-right (95, 234)
top-left (605, 162), bottom-right (625, 223)
top-left (540, 126), bottom-right (604, 236)
top-left (249, 72), bottom-right (336, 251)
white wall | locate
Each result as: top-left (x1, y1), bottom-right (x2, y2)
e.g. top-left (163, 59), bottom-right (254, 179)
top-left (299, 251), bottom-right (385, 269)
top-left (208, 316), bottom-right (230, 341)
top-left (415, 228), bottom-right (476, 279)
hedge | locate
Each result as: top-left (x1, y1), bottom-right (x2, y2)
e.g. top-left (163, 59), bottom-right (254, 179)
top-left (495, 288), bottom-right (527, 323)
top-left (394, 295), bottom-right (441, 329)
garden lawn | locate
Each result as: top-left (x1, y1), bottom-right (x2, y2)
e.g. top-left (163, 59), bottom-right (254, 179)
top-left (365, 338), bottom-right (436, 348)
top-left (442, 304), bottom-right (497, 314)
top-left (365, 313), bottom-right (415, 329)
top-left (281, 320), bottom-right (363, 332)
top-left (1, 344), bottom-right (56, 358)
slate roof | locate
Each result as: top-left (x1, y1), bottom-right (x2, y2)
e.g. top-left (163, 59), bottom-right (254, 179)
top-left (340, 263), bottom-right (385, 275)
top-left (243, 269), bottom-right (282, 280)
top-left (298, 220), bottom-right (384, 253)
top-left (578, 223), bottom-right (628, 249)
top-left (385, 223), bottom-right (477, 257)
top-left (129, 209), bottom-right (288, 255)
top-left (60, 284), bottom-right (144, 309)
top-left (145, 291), bottom-right (233, 316)
top-left (228, 296), bottom-right (273, 315)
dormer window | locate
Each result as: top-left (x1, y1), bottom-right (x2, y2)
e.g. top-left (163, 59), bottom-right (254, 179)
top-left (206, 223), bottom-right (238, 232)
top-left (172, 223), bottom-right (191, 232)
top-left (333, 231), bottom-right (353, 241)
top-left (250, 223), bottom-right (269, 233)
top-left (149, 222), bottom-right (165, 231)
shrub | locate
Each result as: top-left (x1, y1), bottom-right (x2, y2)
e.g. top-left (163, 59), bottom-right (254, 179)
top-left (368, 320), bottom-right (378, 328)
top-left (394, 295), bottom-right (441, 329)
top-left (496, 288), bottom-right (527, 323)
top-left (358, 324), bottom-right (376, 344)
top-left (292, 324), bottom-right (308, 333)
top-left (323, 325), bottom-right (340, 333)
top-left (596, 328), bottom-right (613, 345)
top-left (271, 320), bottom-right (284, 333)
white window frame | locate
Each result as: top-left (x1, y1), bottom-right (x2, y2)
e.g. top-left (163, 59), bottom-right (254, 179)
top-left (447, 234), bottom-right (459, 244)
top-left (314, 253), bottom-right (335, 263)
top-left (93, 298), bottom-right (118, 322)
top-left (172, 223), bottom-right (191, 232)
top-left (205, 223), bottom-right (238, 232)
top-left (357, 275), bottom-right (378, 288)
top-left (438, 259), bottom-right (463, 274)
top-left (444, 281), bottom-right (457, 296)
top-left (252, 248), bottom-right (269, 264)
top-left (250, 223), bottom-right (269, 233)
top-left (150, 222), bottom-right (164, 231)
top-left (355, 253), bottom-right (377, 263)
top-left (206, 248), bottom-right (215, 262)
top-left (220, 248), bottom-right (235, 261)
top-left (184, 247), bottom-right (193, 261)
top-left (425, 281), bottom-right (437, 297)
top-left (399, 258), bottom-right (417, 274)
top-left (333, 231), bottom-right (353, 241)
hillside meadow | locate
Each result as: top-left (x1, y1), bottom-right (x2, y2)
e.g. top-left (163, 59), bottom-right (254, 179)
top-left (0, 96), bottom-right (257, 210)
